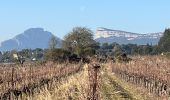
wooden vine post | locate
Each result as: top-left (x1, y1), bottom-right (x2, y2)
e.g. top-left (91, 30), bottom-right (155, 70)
top-left (88, 63), bottom-right (100, 100)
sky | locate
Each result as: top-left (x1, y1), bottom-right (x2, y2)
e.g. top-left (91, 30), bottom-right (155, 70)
top-left (0, 0), bottom-right (170, 42)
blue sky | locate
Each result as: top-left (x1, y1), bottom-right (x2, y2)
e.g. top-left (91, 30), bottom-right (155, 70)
top-left (0, 0), bottom-right (170, 42)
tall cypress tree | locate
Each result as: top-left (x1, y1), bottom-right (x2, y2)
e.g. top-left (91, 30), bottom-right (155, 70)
top-left (158, 29), bottom-right (170, 52)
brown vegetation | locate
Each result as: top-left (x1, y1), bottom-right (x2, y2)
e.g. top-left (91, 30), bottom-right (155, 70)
top-left (109, 56), bottom-right (170, 99)
top-left (0, 55), bottom-right (169, 100)
top-left (0, 62), bottom-right (82, 99)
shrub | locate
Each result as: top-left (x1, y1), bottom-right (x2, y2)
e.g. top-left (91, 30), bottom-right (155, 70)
top-left (46, 48), bottom-right (71, 63)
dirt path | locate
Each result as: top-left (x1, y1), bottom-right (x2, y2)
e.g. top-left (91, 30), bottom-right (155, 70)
top-left (101, 72), bottom-right (135, 100)
top-left (99, 64), bottom-right (154, 100)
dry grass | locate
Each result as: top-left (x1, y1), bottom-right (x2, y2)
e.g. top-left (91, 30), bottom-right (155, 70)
top-left (32, 64), bottom-right (89, 100)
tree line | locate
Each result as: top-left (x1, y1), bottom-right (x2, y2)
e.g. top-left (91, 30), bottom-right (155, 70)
top-left (0, 27), bottom-right (170, 63)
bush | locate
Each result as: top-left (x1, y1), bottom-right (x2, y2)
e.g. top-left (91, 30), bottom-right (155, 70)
top-left (165, 52), bottom-right (170, 58)
top-left (83, 48), bottom-right (96, 57)
top-left (46, 48), bottom-right (71, 63)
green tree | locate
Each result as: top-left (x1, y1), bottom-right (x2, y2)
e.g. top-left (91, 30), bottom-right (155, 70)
top-left (113, 44), bottom-right (123, 57)
top-left (18, 49), bottom-right (32, 58)
top-left (0, 51), bottom-right (2, 62)
top-left (32, 48), bottom-right (44, 60)
top-left (63, 27), bottom-right (96, 57)
top-left (158, 29), bottom-right (170, 52)
top-left (46, 48), bottom-right (71, 62)
top-left (83, 47), bottom-right (96, 57)
top-left (101, 43), bottom-right (113, 49)
top-left (1, 51), bottom-right (10, 62)
top-left (143, 44), bottom-right (153, 55)
top-left (151, 45), bottom-right (159, 55)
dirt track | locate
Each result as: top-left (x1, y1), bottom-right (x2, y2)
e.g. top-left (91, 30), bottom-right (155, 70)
top-left (100, 68), bottom-right (135, 100)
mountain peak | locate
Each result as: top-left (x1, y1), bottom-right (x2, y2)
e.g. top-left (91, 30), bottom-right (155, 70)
top-left (0, 28), bottom-right (61, 51)
top-left (23, 28), bottom-right (47, 34)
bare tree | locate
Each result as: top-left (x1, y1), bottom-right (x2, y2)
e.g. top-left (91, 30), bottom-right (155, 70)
top-left (49, 35), bottom-right (58, 50)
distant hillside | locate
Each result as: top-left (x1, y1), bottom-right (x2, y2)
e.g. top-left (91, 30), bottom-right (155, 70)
top-left (0, 28), bottom-right (62, 51)
top-left (95, 27), bottom-right (163, 45)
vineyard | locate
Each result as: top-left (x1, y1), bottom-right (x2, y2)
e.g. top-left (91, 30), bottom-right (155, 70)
top-left (0, 62), bottom-right (82, 100)
top-left (0, 56), bottom-right (169, 100)
top-left (110, 56), bottom-right (170, 99)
